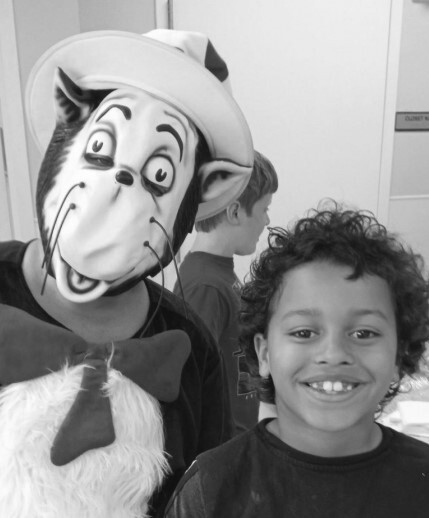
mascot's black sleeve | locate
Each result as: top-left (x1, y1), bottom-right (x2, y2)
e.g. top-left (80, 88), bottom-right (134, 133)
top-left (133, 280), bottom-right (234, 517)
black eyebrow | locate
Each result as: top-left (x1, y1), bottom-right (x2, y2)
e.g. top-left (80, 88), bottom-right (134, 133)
top-left (156, 124), bottom-right (183, 161)
top-left (96, 104), bottom-right (132, 122)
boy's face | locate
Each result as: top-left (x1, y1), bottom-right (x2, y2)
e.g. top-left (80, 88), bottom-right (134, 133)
top-left (254, 260), bottom-right (398, 454)
top-left (236, 193), bottom-right (272, 256)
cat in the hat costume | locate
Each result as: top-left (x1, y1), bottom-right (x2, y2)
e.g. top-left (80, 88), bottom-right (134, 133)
top-left (0, 29), bottom-right (253, 517)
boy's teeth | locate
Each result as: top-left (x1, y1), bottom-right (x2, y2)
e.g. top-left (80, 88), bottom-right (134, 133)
top-left (323, 381), bottom-right (333, 392)
top-left (333, 381), bottom-right (343, 391)
top-left (309, 381), bottom-right (355, 393)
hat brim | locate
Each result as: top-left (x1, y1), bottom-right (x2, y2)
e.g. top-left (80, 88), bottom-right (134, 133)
top-left (25, 31), bottom-right (253, 166)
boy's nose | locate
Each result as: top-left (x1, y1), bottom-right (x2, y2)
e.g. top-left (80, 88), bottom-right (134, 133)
top-left (314, 334), bottom-right (354, 365)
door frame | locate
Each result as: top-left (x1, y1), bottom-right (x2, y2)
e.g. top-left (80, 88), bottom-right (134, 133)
top-left (0, 0), bottom-right (36, 241)
top-left (378, 0), bottom-right (404, 223)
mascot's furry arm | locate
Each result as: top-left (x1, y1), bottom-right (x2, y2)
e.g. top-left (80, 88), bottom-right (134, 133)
top-left (0, 29), bottom-right (253, 518)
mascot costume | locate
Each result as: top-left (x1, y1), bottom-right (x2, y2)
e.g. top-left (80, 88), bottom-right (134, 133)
top-left (0, 30), bottom-right (253, 517)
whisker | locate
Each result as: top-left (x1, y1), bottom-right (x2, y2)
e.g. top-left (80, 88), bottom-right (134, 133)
top-left (107, 342), bottom-right (115, 368)
top-left (40, 203), bottom-right (76, 296)
top-left (139, 241), bottom-right (165, 338)
top-left (42, 182), bottom-right (85, 268)
top-left (150, 216), bottom-right (188, 319)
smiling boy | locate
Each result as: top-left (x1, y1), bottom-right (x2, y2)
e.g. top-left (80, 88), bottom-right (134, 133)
top-left (165, 204), bottom-right (429, 518)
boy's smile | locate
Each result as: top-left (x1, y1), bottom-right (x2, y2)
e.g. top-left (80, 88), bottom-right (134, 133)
top-left (255, 260), bottom-right (398, 456)
top-left (304, 379), bottom-right (360, 395)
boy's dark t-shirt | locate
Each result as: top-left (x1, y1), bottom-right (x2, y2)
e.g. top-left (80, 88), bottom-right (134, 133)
top-left (165, 419), bottom-right (429, 518)
top-left (174, 251), bottom-right (258, 435)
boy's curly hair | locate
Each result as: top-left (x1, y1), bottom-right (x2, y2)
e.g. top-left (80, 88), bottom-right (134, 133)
top-left (239, 202), bottom-right (429, 410)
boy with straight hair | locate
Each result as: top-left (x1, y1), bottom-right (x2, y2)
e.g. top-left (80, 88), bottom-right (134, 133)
top-left (174, 150), bottom-right (278, 434)
top-left (166, 203), bottom-right (429, 517)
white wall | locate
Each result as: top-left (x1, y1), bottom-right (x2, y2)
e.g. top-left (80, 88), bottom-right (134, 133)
top-left (172, 0), bottom-right (402, 282)
top-left (78, 0), bottom-right (155, 33)
top-left (14, 0), bottom-right (156, 202)
top-left (13, 0), bottom-right (81, 218)
top-left (388, 0), bottom-right (429, 266)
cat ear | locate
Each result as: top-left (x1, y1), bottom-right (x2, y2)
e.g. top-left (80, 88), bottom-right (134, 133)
top-left (196, 160), bottom-right (252, 221)
top-left (53, 67), bottom-right (93, 124)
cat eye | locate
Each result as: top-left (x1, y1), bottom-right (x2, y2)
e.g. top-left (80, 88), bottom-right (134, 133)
top-left (84, 130), bottom-right (115, 167)
top-left (141, 156), bottom-right (174, 196)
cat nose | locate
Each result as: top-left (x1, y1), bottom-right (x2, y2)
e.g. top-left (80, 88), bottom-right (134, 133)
top-left (115, 170), bottom-right (134, 186)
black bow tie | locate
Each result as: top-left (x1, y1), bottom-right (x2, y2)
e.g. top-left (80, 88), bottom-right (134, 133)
top-left (0, 304), bottom-right (191, 466)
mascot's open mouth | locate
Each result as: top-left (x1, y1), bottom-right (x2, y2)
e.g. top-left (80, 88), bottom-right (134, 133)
top-left (52, 243), bottom-right (142, 302)
top-left (54, 252), bottom-right (116, 302)
top-left (66, 264), bottom-right (102, 294)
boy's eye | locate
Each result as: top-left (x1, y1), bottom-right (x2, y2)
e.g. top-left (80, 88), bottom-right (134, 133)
top-left (290, 329), bottom-right (315, 339)
top-left (141, 156), bottom-right (174, 197)
top-left (85, 130), bottom-right (115, 167)
top-left (351, 329), bottom-right (379, 339)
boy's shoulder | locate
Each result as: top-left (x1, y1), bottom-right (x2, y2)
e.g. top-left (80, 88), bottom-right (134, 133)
top-left (384, 424), bottom-right (429, 463)
top-left (165, 427), bottom-right (261, 518)
top-left (178, 251), bottom-right (236, 290)
top-left (180, 251), bottom-right (233, 274)
top-left (196, 420), bottom-right (266, 472)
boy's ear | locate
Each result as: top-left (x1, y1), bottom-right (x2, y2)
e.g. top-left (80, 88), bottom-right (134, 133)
top-left (226, 201), bottom-right (241, 224)
top-left (254, 333), bottom-right (270, 378)
top-left (196, 160), bottom-right (251, 222)
top-left (53, 67), bottom-right (93, 125)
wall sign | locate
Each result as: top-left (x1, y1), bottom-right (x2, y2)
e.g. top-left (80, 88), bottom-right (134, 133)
top-left (395, 112), bottom-right (429, 131)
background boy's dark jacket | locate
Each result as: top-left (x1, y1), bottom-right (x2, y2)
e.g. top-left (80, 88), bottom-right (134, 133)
top-left (0, 240), bottom-right (233, 517)
top-left (165, 418), bottom-right (429, 518)
top-left (174, 251), bottom-right (258, 434)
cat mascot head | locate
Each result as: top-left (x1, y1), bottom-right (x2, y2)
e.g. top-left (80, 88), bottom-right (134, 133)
top-left (26, 30), bottom-right (253, 302)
